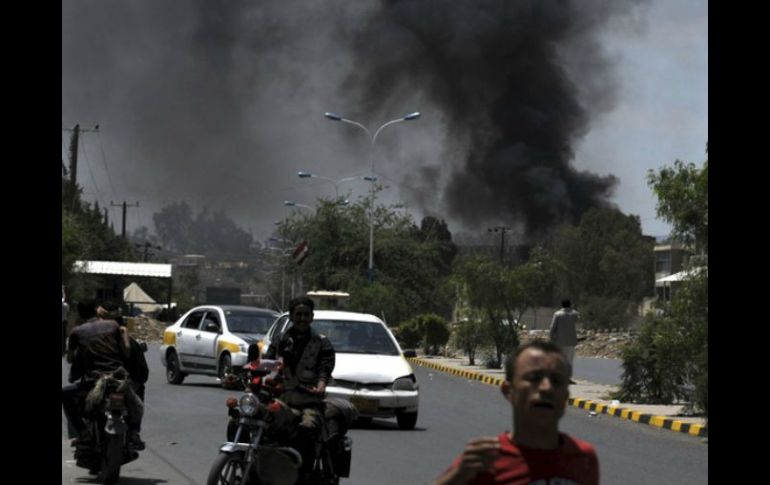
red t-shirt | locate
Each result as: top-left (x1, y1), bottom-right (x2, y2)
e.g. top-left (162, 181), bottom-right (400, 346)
top-left (447, 432), bottom-right (599, 485)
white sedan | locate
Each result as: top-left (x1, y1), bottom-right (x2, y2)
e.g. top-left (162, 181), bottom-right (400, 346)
top-left (264, 310), bottom-right (420, 430)
top-left (160, 305), bottom-right (279, 386)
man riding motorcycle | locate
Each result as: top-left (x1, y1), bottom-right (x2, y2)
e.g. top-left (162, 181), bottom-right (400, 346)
top-left (263, 296), bottom-right (335, 484)
top-left (61, 298), bottom-right (144, 451)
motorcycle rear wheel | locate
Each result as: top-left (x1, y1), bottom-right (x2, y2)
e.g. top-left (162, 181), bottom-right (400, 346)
top-left (207, 451), bottom-right (247, 485)
top-left (98, 433), bottom-right (124, 484)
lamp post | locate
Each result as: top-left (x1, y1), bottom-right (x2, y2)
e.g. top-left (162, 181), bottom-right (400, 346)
top-left (297, 172), bottom-right (372, 201)
top-left (324, 111), bottom-right (421, 281)
top-left (283, 200), bottom-right (315, 211)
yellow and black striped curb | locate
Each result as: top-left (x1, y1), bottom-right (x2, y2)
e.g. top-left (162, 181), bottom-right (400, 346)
top-left (570, 398), bottom-right (707, 437)
top-left (408, 358), bottom-right (707, 438)
top-left (409, 357), bottom-right (505, 386)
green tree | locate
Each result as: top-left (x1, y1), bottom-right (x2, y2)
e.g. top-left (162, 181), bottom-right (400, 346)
top-left (647, 157), bottom-right (708, 254)
top-left (274, 195), bottom-right (457, 325)
top-left (153, 202), bottom-right (194, 254)
top-left (551, 207), bottom-right (654, 328)
top-left (452, 311), bottom-right (489, 365)
top-left (618, 149), bottom-right (708, 420)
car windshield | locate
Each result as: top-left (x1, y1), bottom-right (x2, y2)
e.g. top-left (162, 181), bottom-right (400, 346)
top-left (227, 312), bottom-right (276, 334)
top-left (312, 319), bottom-right (399, 356)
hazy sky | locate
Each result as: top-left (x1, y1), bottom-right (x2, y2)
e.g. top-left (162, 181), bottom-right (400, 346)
top-left (62, 1), bottom-right (707, 245)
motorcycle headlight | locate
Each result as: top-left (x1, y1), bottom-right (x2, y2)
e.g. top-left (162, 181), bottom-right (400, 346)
top-left (393, 375), bottom-right (416, 391)
top-left (239, 393), bottom-right (259, 416)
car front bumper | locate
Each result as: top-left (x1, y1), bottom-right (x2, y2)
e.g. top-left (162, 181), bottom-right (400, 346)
top-left (326, 386), bottom-right (419, 418)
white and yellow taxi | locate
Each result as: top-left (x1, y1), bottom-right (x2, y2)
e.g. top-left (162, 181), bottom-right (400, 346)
top-left (160, 305), bottom-right (279, 386)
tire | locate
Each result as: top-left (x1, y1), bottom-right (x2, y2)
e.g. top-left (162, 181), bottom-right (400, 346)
top-left (166, 350), bottom-right (187, 385)
top-left (396, 411), bottom-right (418, 430)
top-left (207, 451), bottom-right (247, 485)
top-left (98, 433), bottom-right (124, 484)
top-left (218, 354), bottom-right (232, 387)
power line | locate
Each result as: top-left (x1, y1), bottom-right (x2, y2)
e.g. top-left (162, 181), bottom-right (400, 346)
top-left (80, 138), bottom-right (102, 203)
top-left (95, 131), bottom-right (118, 199)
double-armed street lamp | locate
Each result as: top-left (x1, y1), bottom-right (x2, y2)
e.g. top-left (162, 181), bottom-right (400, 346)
top-left (324, 111), bottom-right (421, 280)
top-left (297, 172), bottom-right (376, 201)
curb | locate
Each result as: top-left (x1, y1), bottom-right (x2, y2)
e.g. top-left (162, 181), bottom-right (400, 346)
top-left (408, 357), bottom-right (707, 438)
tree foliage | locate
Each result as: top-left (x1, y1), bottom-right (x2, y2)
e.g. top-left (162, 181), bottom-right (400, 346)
top-left (451, 249), bottom-right (558, 366)
top-left (152, 202), bottom-right (253, 258)
top-left (550, 207), bottom-right (654, 328)
top-left (618, 149), bottom-right (708, 420)
top-left (61, 180), bottom-right (139, 287)
top-left (647, 157), bottom-right (708, 254)
top-left (616, 268), bottom-right (707, 412)
top-left (273, 195), bottom-right (458, 325)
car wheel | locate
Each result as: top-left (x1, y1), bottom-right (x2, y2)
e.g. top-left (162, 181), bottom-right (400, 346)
top-left (218, 354), bottom-right (232, 387)
top-left (166, 350), bottom-right (186, 385)
top-left (396, 411), bottom-right (418, 430)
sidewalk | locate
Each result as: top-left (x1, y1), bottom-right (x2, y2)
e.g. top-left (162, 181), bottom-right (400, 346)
top-left (407, 355), bottom-right (707, 438)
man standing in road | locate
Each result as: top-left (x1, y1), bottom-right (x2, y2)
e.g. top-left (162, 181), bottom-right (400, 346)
top-left (550, 299), bottom-right (579, 384)
top-left (434, 341), bottom-right (599, 485)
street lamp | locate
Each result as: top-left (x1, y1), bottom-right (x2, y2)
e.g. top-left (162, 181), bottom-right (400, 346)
top-left (324, 111), bottom-right (421, 280)
top-left (297, 171), bottom-right (372, 200)
top-left (284, 199), bottom-right (349, 213)
top-left (284, 200), bottom-right (314, 211)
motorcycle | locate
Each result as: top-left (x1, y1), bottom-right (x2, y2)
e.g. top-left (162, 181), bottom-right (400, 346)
top-left (72, 366), bottom-right (142, 484)
top-left (207, 347), bottom-right (356, 485)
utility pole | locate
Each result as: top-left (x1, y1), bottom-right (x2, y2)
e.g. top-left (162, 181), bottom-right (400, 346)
top-left (135, 241), bottom-right (162, 262)
top-left (111, 201), bottom-right (139, 239)
top-left (488, 226), bottom-right (512, 264)
top-left (62, 124), bottom-right (99, 207)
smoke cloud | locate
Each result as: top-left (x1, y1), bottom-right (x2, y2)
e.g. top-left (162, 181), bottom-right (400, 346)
top-left (63, 0), bottom-right (645, 242)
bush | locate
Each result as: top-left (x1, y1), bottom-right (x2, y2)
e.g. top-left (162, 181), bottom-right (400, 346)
top-left (422, 314), bottom-right (450, 355)
top-left (396, 319), bottom-right (423, 350)
top-left (614, 269), bottom-right (707, 416)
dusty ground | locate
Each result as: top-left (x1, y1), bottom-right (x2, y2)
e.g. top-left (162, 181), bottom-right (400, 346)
top-left (521, 329), bottom-right (633, 359)
top-left (125, 316), bottom-right (169, 342)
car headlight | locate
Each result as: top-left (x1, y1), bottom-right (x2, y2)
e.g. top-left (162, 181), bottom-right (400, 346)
top-left (393, 375), bottom-right (416, 391)
top-left (239, 393), bottom-right (259, 416)
top-left (239, 343), bottom-right (248, 352)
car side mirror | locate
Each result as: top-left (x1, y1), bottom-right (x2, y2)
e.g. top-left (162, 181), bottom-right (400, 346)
top-left (205, 322), bottom-right (220, 333)
top-left (403, 349), bottom-right (417, 358)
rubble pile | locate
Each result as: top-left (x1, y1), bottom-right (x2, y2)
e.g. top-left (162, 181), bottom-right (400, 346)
top-left (125, 316), bottom-right (169, 343)
top-left (520, 328), bottom-right (633, 359)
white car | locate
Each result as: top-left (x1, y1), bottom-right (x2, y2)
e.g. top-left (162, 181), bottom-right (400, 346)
top-left (264, 310), bottom-right (420, 430)
top-left (160, 305), bottom-right (279, 386)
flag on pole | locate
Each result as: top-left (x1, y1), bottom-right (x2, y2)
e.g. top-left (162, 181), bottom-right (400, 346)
top-left (292, 240), bottom-right (309, 265)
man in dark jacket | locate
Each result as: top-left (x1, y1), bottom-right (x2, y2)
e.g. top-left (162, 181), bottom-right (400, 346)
top-left (62, 299), bottom-right (144, 450)
top-left (264, 296), bottom-right (335, 483)
top-left (100, 302), bottom-right (149, 450)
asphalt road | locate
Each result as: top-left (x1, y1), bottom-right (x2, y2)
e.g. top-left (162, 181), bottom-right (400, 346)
top-left (62, 345), bottom-right (706, 484)
top-left (574, 357), bottom-right (623, 385)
